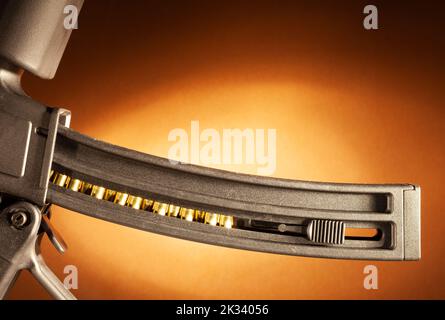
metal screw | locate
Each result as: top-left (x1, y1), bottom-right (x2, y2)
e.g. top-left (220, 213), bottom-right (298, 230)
top-left (10, 211), bottom-right (28, 229)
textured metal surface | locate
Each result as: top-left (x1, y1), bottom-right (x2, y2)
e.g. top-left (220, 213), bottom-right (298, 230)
top-left (0, 61), bottom-right (70, 205)
top-left (50, 171), bottom-right (235, 229)
top-left (0, 0), bottom-right (423, 302)
top-left (0, 111), bottom-right (31, 177)
top-left (0, 0), bottom-right (420, 266)
top-left (307, 220), bottom-right (345, 245)
top-left (47, 126), bottom-right (421, 260)
top-left (0, 201), bottom-right (75, 299)
top-left (0, 0), bottom-right (84, 79)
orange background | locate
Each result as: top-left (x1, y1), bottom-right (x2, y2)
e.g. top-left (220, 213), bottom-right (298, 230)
top-left (8, 0), bottom-right (445, 299)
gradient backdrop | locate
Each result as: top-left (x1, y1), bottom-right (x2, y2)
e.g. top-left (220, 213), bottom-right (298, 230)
top-left (8, 0), bottom-right (445, 299)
